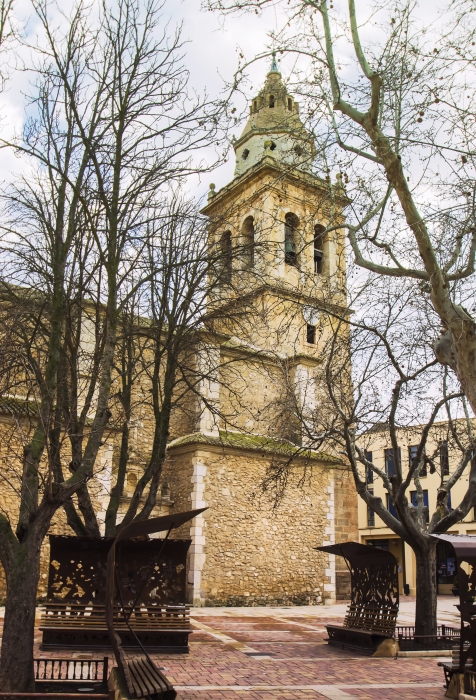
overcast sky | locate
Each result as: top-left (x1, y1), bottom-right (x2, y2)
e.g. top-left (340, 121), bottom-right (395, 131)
top-left (0, 0), bottom-right (286, 199)
top-left (169, 0), bottom-right (288, 197)
top-left (0, 0), bottom-right (445, 199)
top-left (1, 0), bottom-right (470, 424)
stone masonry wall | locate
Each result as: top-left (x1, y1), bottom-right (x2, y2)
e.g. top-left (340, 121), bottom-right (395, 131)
top-left (162, 443), bottom-right (336, 606)
top-left (0, 416), bottom-right (71, 601)
top-left (333, 468), bottom-right (359, 600)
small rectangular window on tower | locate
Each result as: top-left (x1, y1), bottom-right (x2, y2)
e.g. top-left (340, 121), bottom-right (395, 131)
top-left (285, 213), bottom-right (298, 266)
top-left (306, 324), bottom-right (316, 344)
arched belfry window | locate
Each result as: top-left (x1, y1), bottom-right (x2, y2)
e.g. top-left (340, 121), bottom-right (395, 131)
top-left (220, 230), bottom-right (232, 283)
top-left (314, 224), bottom-right (325, 274)
top-left (284, 213), bottom-right (299, 266)
top-left (269, 94), bottom-right (275, 108)
top-left (287, 98), bottom-right (293, 111)
top-left (253, 100), bottom-right (258, 113)
top-left (242, 216), bottom-right (255, 269)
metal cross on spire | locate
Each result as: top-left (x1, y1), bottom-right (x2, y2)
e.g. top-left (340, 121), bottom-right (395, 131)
top-left (269, 50), bottom-right (279, 74)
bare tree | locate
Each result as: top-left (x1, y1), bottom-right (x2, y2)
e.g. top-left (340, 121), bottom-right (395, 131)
top-left (255, 259), bottom-right (475, 635)
top-left (85, 194), bottom-right (260, 539)
top-left (0, 0), bottom-right (15, 88)
top-left (205, 0), bottom-right (476, 634)
top-left (207, 0), bottom-right (476, 401)
top-left (0, 0), bottom-right (228, 689)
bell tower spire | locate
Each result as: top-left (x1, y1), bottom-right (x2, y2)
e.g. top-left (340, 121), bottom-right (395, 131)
top-left (232, 62), bottom-right (315, 178)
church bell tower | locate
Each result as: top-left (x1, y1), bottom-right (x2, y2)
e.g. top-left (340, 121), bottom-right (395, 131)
top-left (162, 57), bottom-right (357, 610)
top-left (201, 55), bottom-right (348, 358)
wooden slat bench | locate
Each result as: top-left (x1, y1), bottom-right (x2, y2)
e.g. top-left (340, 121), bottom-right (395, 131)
top-left (0, 657), bottom-right (109, 698)
top-left (343, 603), bottom-right (398, 634)
top-left (438, 644), bottom-right (473, 691)
top-left (326, 603), bottom-right (398, 656)
top-left (465, 668), bottom-right (476, 696)
top-left (0, 694), bottom-right (108, 699)
top-left (34, 656), bottom-right (108, 694)
top-left (40, 602), bottom-right (191, 652)
top-left (125, 658), bottom-right (176, 699)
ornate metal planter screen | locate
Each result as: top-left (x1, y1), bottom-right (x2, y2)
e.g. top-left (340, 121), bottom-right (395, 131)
top-left (317, 541), bottom-right (399, 616)
top-left (41, 534), bottom-right (193, 652)
top-left (47, 535), bottom-right (191, 605)
top-left (316, 542), bottom-right (399, 654)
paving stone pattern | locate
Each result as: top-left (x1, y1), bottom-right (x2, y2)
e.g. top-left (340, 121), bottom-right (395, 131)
top-left (3, 598), bottom-right (454, 699)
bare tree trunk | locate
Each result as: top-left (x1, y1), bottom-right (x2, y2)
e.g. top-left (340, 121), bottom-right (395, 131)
top-left (0, 538), bottom-right (42, 691)
top-left (104, 419), bottom-right (129, 537)
top-left (414, 539), bottom-right (438, 636)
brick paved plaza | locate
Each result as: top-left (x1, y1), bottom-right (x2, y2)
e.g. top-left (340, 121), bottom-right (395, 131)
top-left (6, 597), bottom-right (458, 699)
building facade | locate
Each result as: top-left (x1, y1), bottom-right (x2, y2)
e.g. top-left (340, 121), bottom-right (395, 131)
top-left (358, 420), bottom-right (476, 595)
top-left (0, 62), bottom-right (358, 605)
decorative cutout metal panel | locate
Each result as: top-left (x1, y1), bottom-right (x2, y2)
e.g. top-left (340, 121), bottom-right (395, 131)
top-left (350, 559), bottom-right (399, 609)
top-left (316, 542), bottom-right (399, 634)
top-left (48, 535), bottom-right (191, 605)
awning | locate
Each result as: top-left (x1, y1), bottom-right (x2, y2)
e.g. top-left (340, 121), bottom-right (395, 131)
top-left (316, 541), bottom-right (397, 565)
top-left (430, 533), bottom-right (476, 559)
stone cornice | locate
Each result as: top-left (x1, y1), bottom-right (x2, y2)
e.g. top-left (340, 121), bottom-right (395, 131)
top-left (167, 429), bottom-right (340, 464)
top-left (219, 336), bottom-right (323, 368)
top-left (233, 126), bottom-right (312, 151)
top-left (201, 158), bottom-right (350, 216)
top-left (207, 281), bottom-right (350, 320)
